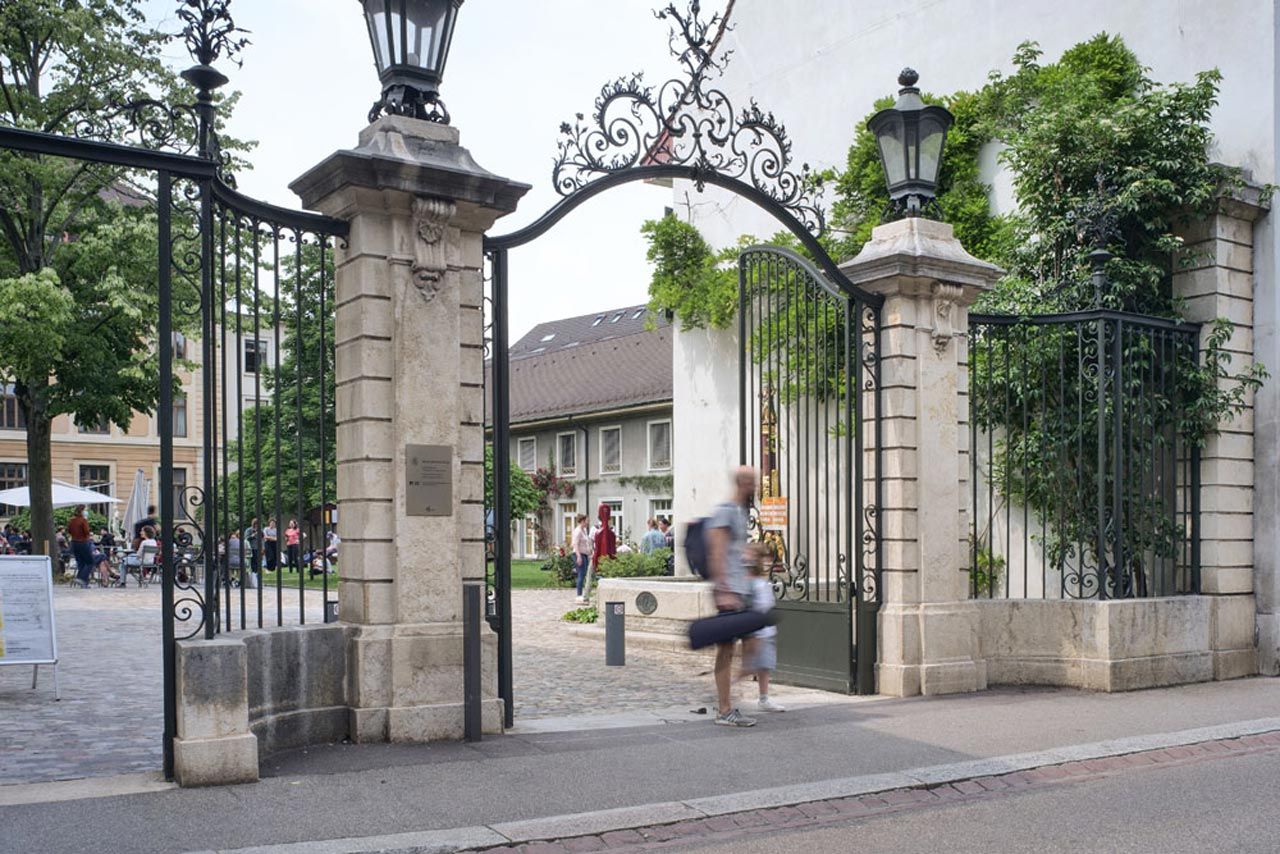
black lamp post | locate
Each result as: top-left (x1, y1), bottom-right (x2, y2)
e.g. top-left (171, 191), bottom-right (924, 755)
top-left (867, 68), bottom-right (953, 217)
top-left (360, 0), bottom-right (464, 125)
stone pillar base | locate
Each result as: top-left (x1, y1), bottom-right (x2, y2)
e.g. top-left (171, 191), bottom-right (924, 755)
top-left (1257, 613), bottom-right (1280, 676)
top-left (877, 602), bottom-right (985, 697)
top-left (173, 733), bottom-right (259, 787)
top-left (347, 621), bottom-right (500, 743)
top-left (1210, 595), bottom-right (1258, 681)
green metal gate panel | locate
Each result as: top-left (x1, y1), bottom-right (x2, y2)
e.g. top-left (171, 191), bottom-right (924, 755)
top-left (773, 601), bottom-right (855, 693)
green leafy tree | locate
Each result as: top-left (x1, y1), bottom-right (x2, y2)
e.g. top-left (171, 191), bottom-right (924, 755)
top-left (0, 0), bottom-right (249, 558)
top-left (640, 214), bottom-right (739, 329)
top-left (483, 444), bottom-right (540, 521)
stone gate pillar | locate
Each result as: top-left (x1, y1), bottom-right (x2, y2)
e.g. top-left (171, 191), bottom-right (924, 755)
top-left (841, 218), bottom-right (1001, 696)
top-left (292, 116), bottom-right (528, 741)
top-left (1172, 184), bottom-right (1269, 679)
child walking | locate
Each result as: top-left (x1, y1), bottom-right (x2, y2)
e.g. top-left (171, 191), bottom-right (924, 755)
top-left (742, 543), bottom-right (786, 713)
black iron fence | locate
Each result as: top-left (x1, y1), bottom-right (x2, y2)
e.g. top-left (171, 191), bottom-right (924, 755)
top-left (968, 310), bottom-right (1200, 600)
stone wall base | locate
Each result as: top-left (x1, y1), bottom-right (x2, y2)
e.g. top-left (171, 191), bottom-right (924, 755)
top-left (175, 618), bottom-right (501, 787)
top-left (974, 596), bottom-right (1257, 692)
top-left (1257, 613), bottom-right (1280, 677)
top-left (173, 733), bottom-right (259, 788)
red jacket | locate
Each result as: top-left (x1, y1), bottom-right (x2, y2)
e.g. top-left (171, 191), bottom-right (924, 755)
top-left (68, 515), bottom-right (92, 543)
top-left (592, 503), bottom-right (617, 570)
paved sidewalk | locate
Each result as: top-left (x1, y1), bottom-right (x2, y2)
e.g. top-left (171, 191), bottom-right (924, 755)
top-left (1, 678), bottom-right (1277, 854)
top-left (1, 587), bottom-right (812, 784)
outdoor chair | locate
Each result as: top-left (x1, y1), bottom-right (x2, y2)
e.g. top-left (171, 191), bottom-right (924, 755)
top-left (129, 544), bottom-right (159, 588)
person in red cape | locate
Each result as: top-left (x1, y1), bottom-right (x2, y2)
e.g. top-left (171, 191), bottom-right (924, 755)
top-left (583, 502), bottom-right (617, 601)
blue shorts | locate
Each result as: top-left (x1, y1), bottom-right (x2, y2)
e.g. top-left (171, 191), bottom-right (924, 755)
top-left (749, 635), bottom-right (776, 672)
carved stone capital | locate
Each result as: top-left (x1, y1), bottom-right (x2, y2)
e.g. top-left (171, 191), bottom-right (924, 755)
top-left (411, 196), bottom-right (457, 303)
top-left (930, 282), bottom-right (965, 354)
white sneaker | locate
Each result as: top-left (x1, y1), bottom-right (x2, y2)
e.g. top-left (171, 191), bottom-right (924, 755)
top-left (757, 697), bottom-right (787, 713)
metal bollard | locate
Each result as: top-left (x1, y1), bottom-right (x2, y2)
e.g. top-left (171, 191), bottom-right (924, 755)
top-left (463, 583), bottom-right (483, 742)
top-left (605, 600), bottom-right (625, 666)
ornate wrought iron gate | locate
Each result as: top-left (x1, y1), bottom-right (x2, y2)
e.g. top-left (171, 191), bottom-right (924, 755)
top-left (738, 246), bottom-right (881, 694)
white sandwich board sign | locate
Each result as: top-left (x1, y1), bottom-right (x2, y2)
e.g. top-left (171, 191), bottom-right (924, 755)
top-left (0, 555), bottom-right (60, 699)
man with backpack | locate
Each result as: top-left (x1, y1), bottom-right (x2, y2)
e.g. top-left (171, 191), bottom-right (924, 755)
top-left (706, 466), bottom-right (758, 727)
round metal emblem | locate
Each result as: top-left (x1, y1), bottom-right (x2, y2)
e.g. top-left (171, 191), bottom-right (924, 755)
top-left (635, 591), bottom-right (658, 616)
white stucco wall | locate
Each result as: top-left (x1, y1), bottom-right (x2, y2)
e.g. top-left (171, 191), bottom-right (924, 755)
top-left (685, 0), bottom-right (1276, 249)
top-left (671, 325), bottom-right (739, 574)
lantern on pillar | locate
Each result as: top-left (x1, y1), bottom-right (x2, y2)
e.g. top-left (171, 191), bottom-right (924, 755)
top-left (359, 0), bottom-right (464, 125)
top-left (867, 68), bottom-right (953, 217)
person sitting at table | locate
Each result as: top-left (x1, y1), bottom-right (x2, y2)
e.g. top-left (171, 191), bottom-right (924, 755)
top-left (94, 544), bottom-right (114, 588)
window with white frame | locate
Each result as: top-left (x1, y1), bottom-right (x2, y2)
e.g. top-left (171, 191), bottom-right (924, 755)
top-left (524, 514), bottom-right (538, 556)
top-left (648, 419), bottom-right (672, 471)
top-left (559, 502), bottom-right (578, 548)
top-left (517, 437), bottom-right (537, 472)
top-left (599, 426), bottom-right (622, 475)
top-left (649, 498), bottom-right (673, 525)
top-left (557, 431), bottom-right (577, 477)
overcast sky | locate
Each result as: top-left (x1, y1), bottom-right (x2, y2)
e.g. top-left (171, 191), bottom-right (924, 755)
top-left (141, 0), bottom-right (678, 341)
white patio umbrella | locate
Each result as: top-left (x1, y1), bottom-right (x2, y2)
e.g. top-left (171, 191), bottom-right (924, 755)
top-left (121, 469), bottom-right (150, 538)
top-left (0, 479), bottom-right (123, 509)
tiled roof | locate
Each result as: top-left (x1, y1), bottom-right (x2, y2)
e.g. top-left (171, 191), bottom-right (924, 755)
top-left (489, 323), bottom-right (673, 426)
top-left (509, 304), bottom-right (671, 361)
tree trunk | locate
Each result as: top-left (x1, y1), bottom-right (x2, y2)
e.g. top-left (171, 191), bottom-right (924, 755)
top-left (21, 384), bottom-right (55, 563)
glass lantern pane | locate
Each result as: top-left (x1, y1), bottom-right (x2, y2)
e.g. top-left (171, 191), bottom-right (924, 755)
top-left (918, 117), bottom-right (947, 184)
top-left (365, 0), bottom-right (390, 69)
top-left (406, 0), bottom-right (450, 69)
top-left (388, 4), bottom-right (404, 65)
top-left (877, 122), bottom-right (907, 186)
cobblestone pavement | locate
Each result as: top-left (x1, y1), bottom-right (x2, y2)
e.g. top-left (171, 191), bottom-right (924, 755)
top-left (513, 590), bottom-right (726, 720)
top-left (0, 583), bottom-right (322, 786)
top-left (1, 587), bottom-right (813, 785)
top-left (468, 732), bottom-right (1280, 852)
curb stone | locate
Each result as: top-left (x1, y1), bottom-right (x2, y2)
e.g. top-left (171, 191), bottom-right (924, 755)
top-left (197, 716), bottom-right (1280, 854)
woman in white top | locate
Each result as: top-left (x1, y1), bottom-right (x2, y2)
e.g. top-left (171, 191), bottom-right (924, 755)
top-left (570, 513), bottom-right (593, 604)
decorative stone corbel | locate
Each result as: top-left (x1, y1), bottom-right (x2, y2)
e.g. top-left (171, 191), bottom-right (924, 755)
top-left (930, 282), bottom-right (964, 354)
top-left (411, 196), bottom-right (456, 302)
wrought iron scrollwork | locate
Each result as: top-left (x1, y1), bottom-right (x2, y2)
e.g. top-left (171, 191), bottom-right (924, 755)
top-left (173, 486), bottom-right (210, 640)
top-left (553, 1), bottom-right (826, 235)
top-left (178, 0), bottom-right (250, 70)
top-left (860, 504), bottom-right (879, 605)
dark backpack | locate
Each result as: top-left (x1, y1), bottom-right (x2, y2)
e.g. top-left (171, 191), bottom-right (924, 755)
top-left (684, 518), bottom-right (711, 579)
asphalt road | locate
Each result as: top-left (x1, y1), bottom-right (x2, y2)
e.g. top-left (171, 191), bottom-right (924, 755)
top-left (677, 747), bottom-right (1280, 853)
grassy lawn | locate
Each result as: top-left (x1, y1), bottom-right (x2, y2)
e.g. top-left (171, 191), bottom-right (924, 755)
top-left (257, 569), bottom-right (336, 592)
top-left (251, 560), bottom-right (566, 592)
top-left (511, 558), bottom-right (568, 590)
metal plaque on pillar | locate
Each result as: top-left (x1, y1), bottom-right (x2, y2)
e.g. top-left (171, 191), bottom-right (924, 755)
top-left (406, 444), bottom-right (453, 516)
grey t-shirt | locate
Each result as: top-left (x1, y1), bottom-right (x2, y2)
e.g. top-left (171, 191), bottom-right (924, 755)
top-left (709, 501), bottom-right (749, 597)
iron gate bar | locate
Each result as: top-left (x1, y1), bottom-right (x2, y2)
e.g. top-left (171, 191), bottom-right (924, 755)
top-left (157, 170), bottom-right (177, 779)
top-left (0, 125), bottom-right (216, 178)
top-left (490, 248), bottom-right (513, 729)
